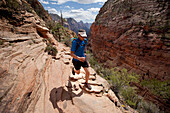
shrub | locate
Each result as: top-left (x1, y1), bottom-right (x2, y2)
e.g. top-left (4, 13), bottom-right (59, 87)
top-left (63, 36), bottom-right (71, 47)
top-left (139, 21), bottom-right (144, 26)
top-left (89, 55), bottom-right (99, 68)
top-left (46, 20), bottom-right (56, 32)
top-left (22, 0), bottom-right (33, 13)
top-left (0, 40), bottom-right (4, 45)
top-left (45, 43), bottom-right (57, 56)
top-left (5, 0), bottom-right (20, 11)
top-left (86, 51), bottom-right (164, 112)
top-left (120, 86), bottom-right (139, 108)
top-left (137, 100), bottom-right (160, 113)
top-left (105, 68), bottom-right (139, 92)
top-left (87, 53), bottom-right (105, 75)
top-left (140, 79), bottom-right (170, 100)
top-left (46, 22), bottom-right (69, 42)
top-left (42, 38), bottom-right (47, 42)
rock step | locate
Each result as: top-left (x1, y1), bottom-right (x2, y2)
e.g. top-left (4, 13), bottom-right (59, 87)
top-left (69, 74), bottom-right (103, 94)
top-left (78, 79), bottom-right (102, 86)
top-left (79, 83), bottom-right (103, 93)
top-left (70, 73), bottom-right (96, 81)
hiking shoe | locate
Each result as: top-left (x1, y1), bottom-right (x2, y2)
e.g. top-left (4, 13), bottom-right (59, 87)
top-left (72, 68), bottom-right (75, 75)
top-left (84, 82), bottom-right (92, 90)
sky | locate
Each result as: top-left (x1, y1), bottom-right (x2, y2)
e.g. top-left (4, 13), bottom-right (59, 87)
top-left (38, 0), bottom-right (107, 23)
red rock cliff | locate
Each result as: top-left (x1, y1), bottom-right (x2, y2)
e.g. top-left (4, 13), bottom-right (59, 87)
top-left (91, 0), bottom-right (170, 80)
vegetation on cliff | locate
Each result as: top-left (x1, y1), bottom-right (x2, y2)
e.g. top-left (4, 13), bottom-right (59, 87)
top-left (91, 0), bottom-right (169, 112)
top-left (45, 42), bottom-right (58, 56)
top-left (46, 20), bottom-right (76, 47)
top-left (87, 51), bottom-right (168, 113)
top-left (25, 0), bottom-right (52, 21)
top-left (140, 79), bottom-right (170, 102)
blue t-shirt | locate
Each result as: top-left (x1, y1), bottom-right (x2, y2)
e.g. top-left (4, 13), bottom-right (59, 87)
top-left (71, 38), bottom-right (87, 61)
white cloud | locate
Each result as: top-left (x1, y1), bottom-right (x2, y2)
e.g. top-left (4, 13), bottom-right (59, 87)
top-left (71, 8), bottom-right (84, 13)
top-left (40, 0), bottom-right (49, 4)
top-left (45, 7), bottom-right (99, 22)
top-left (48, 0), bottom-right (107, 5)
top-left (87, 8), bottom-right (100, 12)
top-left (45, 7), bottom-right (59, 14)
top-left (56, 0), bottom-right (70, 4)
top-left (51, 2), bottom-right (57, 4)
top-left (61, 8), bottom-right (97, 23)
top-left (40, 0), bottom-right (107, 5)
top-left (76, 0), bottom-right (107, 4)
top-left (65, 6), bottom-right (71, 8)
top-left (99, 2), bottom-right (103, 5)
top-left (42, 0), bottom-right (104, 23)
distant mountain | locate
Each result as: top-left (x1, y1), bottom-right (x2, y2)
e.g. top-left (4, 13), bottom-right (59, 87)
top-left (66, 18), bottom-right (90, 35)
top-left (65, 18), bottom-right (80, 34)
top-left (50, 13), bottom-right (60, 22)
top-left (50, 13), bottom-right (91, 36)
top-left (84, 22), bottom-right (92, 29)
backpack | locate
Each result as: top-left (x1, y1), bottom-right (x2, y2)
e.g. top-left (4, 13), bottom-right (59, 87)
top-left (71, 38), bottom-right (87, 52)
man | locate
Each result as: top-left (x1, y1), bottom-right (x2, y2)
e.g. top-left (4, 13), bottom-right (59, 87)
top-left (70, 29), bottom-right (91, 90)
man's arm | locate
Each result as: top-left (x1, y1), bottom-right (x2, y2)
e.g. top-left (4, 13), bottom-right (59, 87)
top-left (70, 51), bottom-right (85, 62)
top-left (70, 51), bottom-right (79, 60)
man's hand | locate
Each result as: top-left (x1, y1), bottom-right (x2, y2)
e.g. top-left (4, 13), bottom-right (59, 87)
top-left (78, 57), bottom-right (85, 62)
top-left (71, 51), bottom-right (86, 62)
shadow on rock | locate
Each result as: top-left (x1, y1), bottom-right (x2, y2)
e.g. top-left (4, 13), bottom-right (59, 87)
top-left (49, 80), bottom-right (83, 113)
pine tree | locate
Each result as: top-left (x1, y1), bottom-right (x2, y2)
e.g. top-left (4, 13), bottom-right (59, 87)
top-left (60, 10), bottom-right (63, 26)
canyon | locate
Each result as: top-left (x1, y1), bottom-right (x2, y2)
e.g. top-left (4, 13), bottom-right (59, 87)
top-left (0, 0), bottom-right (129, 113)
top-left (91, 0), bottom-right (169, 80)
top-left (90, 0), bottom-right (170, 111)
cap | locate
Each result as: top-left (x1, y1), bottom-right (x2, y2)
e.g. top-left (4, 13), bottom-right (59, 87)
top-left (78, 29), bottom-right (87, 37)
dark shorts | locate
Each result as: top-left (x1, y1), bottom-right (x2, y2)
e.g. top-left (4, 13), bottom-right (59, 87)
top-left (72, 60), bottom-right (89, 70)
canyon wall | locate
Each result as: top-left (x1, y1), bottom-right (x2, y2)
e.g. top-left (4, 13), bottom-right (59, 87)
top-left (91, 0), bottom-right (170, 80)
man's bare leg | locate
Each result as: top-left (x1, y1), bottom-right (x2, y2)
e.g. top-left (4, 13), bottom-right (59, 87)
top-left (83, 67), bottom-right (91, 90)
top-left (83, 67), bottom-right (90, 83)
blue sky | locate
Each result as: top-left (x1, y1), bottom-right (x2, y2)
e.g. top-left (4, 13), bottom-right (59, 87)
top-left (38, 0), bottom-right (107, 23)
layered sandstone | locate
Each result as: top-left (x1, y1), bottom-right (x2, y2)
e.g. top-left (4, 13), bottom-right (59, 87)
top-left (91, 0), bottom-right (170, 80)
top-left (0, 0), bottom-right (129, 113)
top-left (0, 12), bottom-right (124, 113)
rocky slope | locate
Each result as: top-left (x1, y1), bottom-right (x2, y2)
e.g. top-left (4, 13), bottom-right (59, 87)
top-left (91, 0), bottom-right (170, 80)
top-left (0, 0), bottom-right (131, 113)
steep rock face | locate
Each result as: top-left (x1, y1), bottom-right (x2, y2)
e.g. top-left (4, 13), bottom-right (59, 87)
top-left (91, 0), bottom-right (170, 80)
